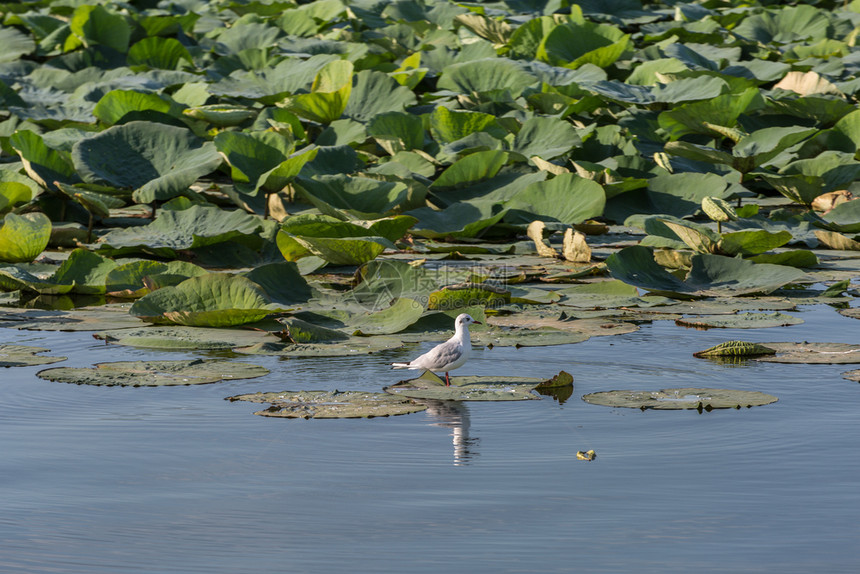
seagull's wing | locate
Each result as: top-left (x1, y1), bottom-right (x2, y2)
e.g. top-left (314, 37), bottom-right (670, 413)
top-left (410, 339), bottom-right (463, 371)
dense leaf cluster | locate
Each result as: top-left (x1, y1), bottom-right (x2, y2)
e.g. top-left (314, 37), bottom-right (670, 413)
top-left (0, 0), bottom-right (857, 337)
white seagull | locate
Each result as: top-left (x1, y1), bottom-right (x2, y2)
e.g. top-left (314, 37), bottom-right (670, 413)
top-left (391, 313), bottom-right (481, 386)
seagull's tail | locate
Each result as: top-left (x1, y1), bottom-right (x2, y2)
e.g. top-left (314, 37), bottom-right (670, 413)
top-left (391, 362), bottom-right (412, 369)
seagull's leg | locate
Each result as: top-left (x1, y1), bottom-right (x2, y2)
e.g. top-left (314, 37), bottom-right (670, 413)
top-left (445, 372), bottom-right (450, 386)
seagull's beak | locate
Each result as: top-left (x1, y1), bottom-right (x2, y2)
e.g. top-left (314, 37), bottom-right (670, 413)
top-left (472, 320), bottom-right (482, 325)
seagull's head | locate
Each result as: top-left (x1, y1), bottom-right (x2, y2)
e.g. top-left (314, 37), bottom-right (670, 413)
top-left (456, 313), bottom-right (482, 327)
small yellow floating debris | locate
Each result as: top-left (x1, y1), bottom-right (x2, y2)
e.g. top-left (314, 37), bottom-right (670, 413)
top-left (576, 449), bottom-right (596, 461)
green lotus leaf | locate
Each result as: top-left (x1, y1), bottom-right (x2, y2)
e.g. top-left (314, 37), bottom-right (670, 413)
top-left (407, 202), bottom-right (508, 239)
top-left (367, 111), bottom-right (425, 156)
top-left (429, 106), bottom-right (506, 145)
top-left (349, 298), bottom-right (426, 335)
top-left (97, 204), bottom-right (266, 257)
top-left (385, 373), bottom-right (549, 401)
top-left (505, 173), bottom-right (605, 224)
top-left (582, 388), bottom-right (778, 410)
top-left (588, 76), bottom-right (727, 105)
top-left (0, 212), bottom-right (51, 264)
top-left (759, 174), bottom-right (822, 205)
top-left (754, 342), bottom-right (860, 364)
top-left (732, 4), bottom-right (829, 45)
top-left (0, 168), bottom-right (40, 199)
top-left (0, 344), bottom-right (66, 367)
top-left (608, 172), bottom-right (733, 221)
top-left (9, 130), bottom-right (79, 190)
top-left (241, 262), bottom-right (313, 307)
top-left (676, 312), bottom-right (803, 329)
top-left (212, 20), bottom-right (282, 54)
top-left (665, 126), bottom-right (816, 173)
top-left (349, 260), bottom-right (473, 308)
top-left (506, 15), bottom-right (557, 59)
top-left (454, 13), bottom-right (512, 46)
top-left (718, 230), bottom-right (793, 256)
top-left (297, 175), bottom-right (411, 217)
top-left (209, 54), bottom-right (339, 102)
top-left (279, 59), bottom-right (353, 124)
top-left (538, 20), bottom-right (629, 69)
top-left (511, 116), bottom-right (580, 161)
top-left (607, 246), bottom-right (804, 297)
top-left (658, 219), bottom-right (718, 254)
top-left (658, 87), bottom-right (762, 141)
top-left (69, 4), bottom-right (131, 53)
top-left (130, 274), bottom-right (284, 327)
top-left (214, 130), bottom-right (295, 193)
top-left (0, 265), bottom-right (73, 295)
top-left (0, 27), bottom-right (36, 62)
top-left (821, 198), bottom-right (860, 233)
top-left (184, 104), bottom-right (257, 127)
top-left (71, 121), bottom-right (222, 203)
top-left (0, 182), bottom-right (33, 215)
top-left (127, 36), bottom-right (193, 70)
top-left (431, 150), bottom-right (508, 189)
top-left (748, 250), bottom-right (818, 268)
top-left (105, 260), bottom-right (207, 298)
top-left (343, 70), bottom-right (417, 122)
top-left (277, 233), bottom-right (391, 266)
top-left (38, 359), bottom-right (268, 387)
top-left (227, 390), bottom-right (426, 419)
top-left (437, 58), bottom-right (538, 96)
top-left (92, 90), bottom-right (178, 126)
top-left (733, 126), bottom-right (817, 164)
top-left (780, 152), bottom-right (860, 194)
top-left (316, 119), bottom-right (366, 147)
top-left (49, 249), bottom-right (118, 295)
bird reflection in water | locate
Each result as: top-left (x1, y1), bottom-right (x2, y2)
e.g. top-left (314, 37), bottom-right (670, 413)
top-left (422, 400), bottom-right (478, 466)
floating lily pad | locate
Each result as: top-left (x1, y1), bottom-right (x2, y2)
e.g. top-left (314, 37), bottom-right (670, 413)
top-left (675, 312), bottom-right (804, 329)
top-left (384, 372), bottom-right (557, 401)
top-left (473, 327), bottom-right (590, 347)
top-left (95, 325), bottom-right (276, 350)
top-left (0, 306), bottom-right (146, 331)
top-left (226, 390), bottom-right (427, 419)
top-left (839, 308), bottom-right (860, 320)
top-left (582, 388), bottom-right (778, 410)
top-left (0, 345), bottom-right (66, 367)
top-left (487, 313), bottom-right (638, 338)
top-left (641, 298), bottom-right (796, 315)
top-left (233, 336), bottom-right (403, 357)
top-left (37, 359), bottom-right (269, 387)
top-left (755, 342), bottom-right (860, 364)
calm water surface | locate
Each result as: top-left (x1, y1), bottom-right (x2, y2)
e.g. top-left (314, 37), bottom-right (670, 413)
top-left (1, 304), bottom-right (859, 573)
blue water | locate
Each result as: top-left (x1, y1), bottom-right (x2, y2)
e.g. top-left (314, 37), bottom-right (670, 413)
top-left (1, 304), bottom-right (859, 573)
